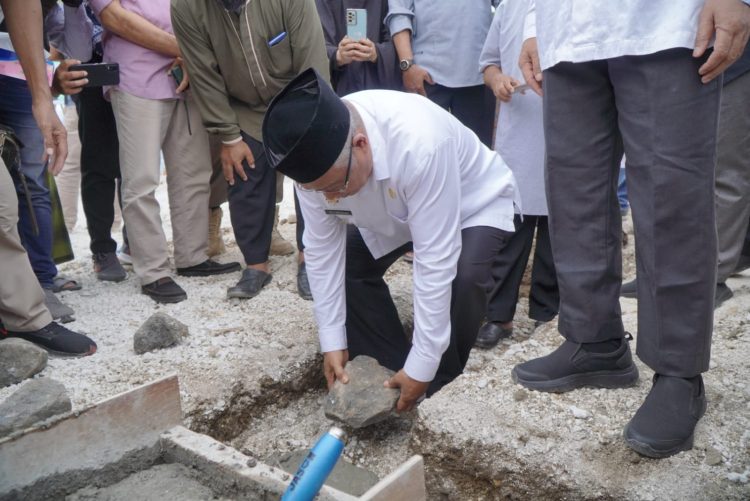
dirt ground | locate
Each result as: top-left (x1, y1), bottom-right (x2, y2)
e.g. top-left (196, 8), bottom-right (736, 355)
top-left (2, 178), bottom-right (748, 500)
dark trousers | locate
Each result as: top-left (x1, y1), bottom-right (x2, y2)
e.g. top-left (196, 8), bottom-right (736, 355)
top-left (425, 83), bottom-right (495, 147)
top-left (76, 85), bottom-right (122, 255)
top-left (543, 48), bottom-right (719, 377)
top-left (487, 215), bottom-right (558, 324)
top-left (743, 219), bottom-right (750, 257)
top-left (228, 133), bottom-right (306, 264)
top-left (345, 225), bottom-right (510, 395)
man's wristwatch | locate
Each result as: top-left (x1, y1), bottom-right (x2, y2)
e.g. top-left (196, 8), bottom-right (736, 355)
top-left (399, 59), bottom-right (414, 72)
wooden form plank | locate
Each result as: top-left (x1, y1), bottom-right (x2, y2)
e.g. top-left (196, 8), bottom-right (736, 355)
top-left (359, 455), bottom-right (426, 501)
top-left (0, 374), bottom-right (181, 494)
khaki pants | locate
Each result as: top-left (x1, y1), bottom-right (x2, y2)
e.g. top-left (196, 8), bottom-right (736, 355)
top-left (111, 90), bottom-right (211, 285)
top-left (0, 160), bottom-right (51, 331)
top-left (56, 104), bottom-right (82, 232)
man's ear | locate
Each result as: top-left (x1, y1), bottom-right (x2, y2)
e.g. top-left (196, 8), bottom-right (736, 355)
top-left (352, 132), bottom-right (368, 149)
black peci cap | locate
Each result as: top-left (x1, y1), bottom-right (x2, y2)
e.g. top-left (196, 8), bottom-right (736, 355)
top-left (262, 68), bottom-right (350, 184)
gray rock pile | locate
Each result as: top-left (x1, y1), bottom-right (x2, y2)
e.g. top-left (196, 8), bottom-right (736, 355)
top-left (324, 355), bottom-right (399, 428)
top-left (0, 338), bottom-right (47, 388)
top-left (133, 313), bottom-right (188, 354)
top-left (0, 378), bottom-right (71, 436)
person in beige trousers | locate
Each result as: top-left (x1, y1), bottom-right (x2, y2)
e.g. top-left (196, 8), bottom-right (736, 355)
top-left (92, 0), bottom-right (240, 304)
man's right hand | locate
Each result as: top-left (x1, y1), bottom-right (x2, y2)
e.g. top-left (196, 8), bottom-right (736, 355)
top-left (519, 37), bottom-right (543, 96)
top-left (489, 72), bottom-right (521, 102)
top-left (220, 140), bottom-right (252, 186)
top-left (402, 64), bottom-right (434, 96)
top-left (32, 100), bottom-right (67, 175)
top-left (323, 350), bottom-right (350, 388)
top-left (51, 59), bottom-right (88, 96)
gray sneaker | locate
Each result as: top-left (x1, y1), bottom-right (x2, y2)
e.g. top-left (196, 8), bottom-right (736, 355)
top-left (43, 289), bottom-right (75, 323)
top-left (93, 252), bottom-right (127, 282)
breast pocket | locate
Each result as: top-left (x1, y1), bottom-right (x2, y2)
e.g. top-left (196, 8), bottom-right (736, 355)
top-left (264, 34), bottom-right (294, 79)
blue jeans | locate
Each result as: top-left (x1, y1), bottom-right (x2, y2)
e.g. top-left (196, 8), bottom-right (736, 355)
top-left (0, 76), bottom-right (57, 288)
top-left (617, 164), bottom-right (629, 214)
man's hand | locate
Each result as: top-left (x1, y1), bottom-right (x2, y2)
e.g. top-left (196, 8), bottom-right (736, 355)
top-left (384, 369), bottom-right (430, 412)
top-left (51, 59), bottom-right (88, 96)
top-left (694, 0), bottom-right (750, 83)
top-left (489, 72), bottom-right (521, 102)
top-left (350, 38), bottom-right (378, 63)
top-left (220, 140), bottom-right (252, 186)
top-left (32, 100), bottom-right (67, 175)
top-left (402, 64), bottom-right (434, 96)
top-left (519, 37), bottom-right (542, 96)
top-left (171, 56), bottom-right (190, 93)
top-left (323, 350), bottom-right (350, 388)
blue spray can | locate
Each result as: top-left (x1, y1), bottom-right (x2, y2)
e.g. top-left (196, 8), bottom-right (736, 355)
top-left (281, 426), bottom-right (347, 501)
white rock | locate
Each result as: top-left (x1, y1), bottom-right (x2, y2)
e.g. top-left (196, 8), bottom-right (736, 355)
top-left (569, 406), bottom-right (591, 420)
top-left (477, 379), bottom-right (488, 389)
top-left (726, 471), bottom-right (748, 484)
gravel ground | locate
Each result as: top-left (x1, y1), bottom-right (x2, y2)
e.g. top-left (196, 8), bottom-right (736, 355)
top-left (3, 178), bottom-right (748, 500)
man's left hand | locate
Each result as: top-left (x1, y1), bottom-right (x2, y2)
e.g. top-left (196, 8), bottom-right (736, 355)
top-left (171, 57), bottom-right (190, 93)
top-left (694, 0), bottom-right (750, 83)
top-left (384, 369), bottom-right (429, 412)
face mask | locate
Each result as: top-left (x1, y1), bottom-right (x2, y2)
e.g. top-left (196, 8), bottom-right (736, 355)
top-left (217, 0), bottom-right (245, 13)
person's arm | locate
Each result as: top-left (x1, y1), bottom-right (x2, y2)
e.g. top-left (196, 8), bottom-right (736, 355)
top-left (295, 190), bottom-right (350, 387)
top-left (480, 8), bottom-right (519, 102)
top-left (91, 0), bottom-right (180, 57)
top-left (286, 0), bottom-right (331, 83)
top-left (170, 0), bottom-right (249, 186)
top-left (384, 139), bottom-right (463, 411)
top-left (0, 0), bottom-right (67, 174)
top-left (518, 0), bottom-right (542, 96)
top-left (313, 0), bottom-right (343, 75)
top-left (45, 3), bottom-right (94, 61)
top-left (385, 0), bottom-right (433, 95)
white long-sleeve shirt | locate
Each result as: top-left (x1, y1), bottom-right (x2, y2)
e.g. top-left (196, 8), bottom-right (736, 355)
top-left (297, 90), bottom-right (518, 383)
top-left (524, 0), bottom-right (706, 70)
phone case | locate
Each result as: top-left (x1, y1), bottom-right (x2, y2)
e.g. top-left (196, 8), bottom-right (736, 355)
top-left (346, 8), bottom-right (367, 41)
top-left (69, 63), bottom-right (120, 87)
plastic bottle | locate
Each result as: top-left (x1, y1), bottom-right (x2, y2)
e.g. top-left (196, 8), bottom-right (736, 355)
top-left (281, 426), bottom-right (347, 501)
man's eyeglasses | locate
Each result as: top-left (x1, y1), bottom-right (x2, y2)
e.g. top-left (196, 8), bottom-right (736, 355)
top-left (296, 142), bottom-right (352, 195)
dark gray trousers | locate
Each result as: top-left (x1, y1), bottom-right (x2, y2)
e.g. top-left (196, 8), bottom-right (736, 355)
top-left (345, 225), bottom-right (510, 395)
top-left (543, 48), bottom-right (720, 377)
top-left (715, 71), bottom-right (750, 282)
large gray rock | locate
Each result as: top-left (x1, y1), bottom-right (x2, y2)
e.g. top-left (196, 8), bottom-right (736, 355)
top-left (324, 355), bottom-right (399, 428)
top-left (0, 338), bottom-right (48, 388)
top-left (0, 378), bottom-right (71, 436)
top-left (133, 313), bottom-right (188, 354)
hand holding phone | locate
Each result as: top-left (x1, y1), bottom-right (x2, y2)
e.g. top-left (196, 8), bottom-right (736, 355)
top-left (51, 59), bottom-right (89, 96)
top-left (169, 57), bottom-right (189, 93)
top-left (68, 62), bottom-right (119, 87)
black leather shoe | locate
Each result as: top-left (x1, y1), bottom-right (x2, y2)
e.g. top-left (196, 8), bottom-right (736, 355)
top-left (227, 268), bottom-right (272, 299)
top-left (141, 277), bottom-right (187, 304)
top-left (297, 262), bottom-right (313, 301)
top-left (620, 279), bottom-right (637, 298)
top-left (623, 374), bottom-right (706, 459)
top-left (475, 321), bottom-right (512, 349)
top-left (177, 259), bottom-right (241, 277)
top-left (511, 337), bottom-right (639, 392)
top-left (715, 282), bottom-right (733, 309)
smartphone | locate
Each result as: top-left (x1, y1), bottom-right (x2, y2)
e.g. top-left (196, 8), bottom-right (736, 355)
top-left (346, 8), bottom-right (367, 41)
top-left (69, 62), bottom-right (119, 87)
top-left (170, 65), bottom-right (184, 86)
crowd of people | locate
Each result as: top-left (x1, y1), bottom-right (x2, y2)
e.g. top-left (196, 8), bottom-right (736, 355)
top-left (1, 0), bottom-right (749, 465)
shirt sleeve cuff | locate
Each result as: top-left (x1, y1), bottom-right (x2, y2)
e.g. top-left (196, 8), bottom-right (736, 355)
top-left (388, 16), bottom-right (413, 38)
top-left (403, 348), bottom-right (440, 383)
top-left (319, 326), bottom-right (348, 353)
top-left (221, 136), bottom-right (243, 145)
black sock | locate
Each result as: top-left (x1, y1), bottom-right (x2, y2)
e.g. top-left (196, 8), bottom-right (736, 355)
top-left (582, 338), bottom-right (622, 353)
